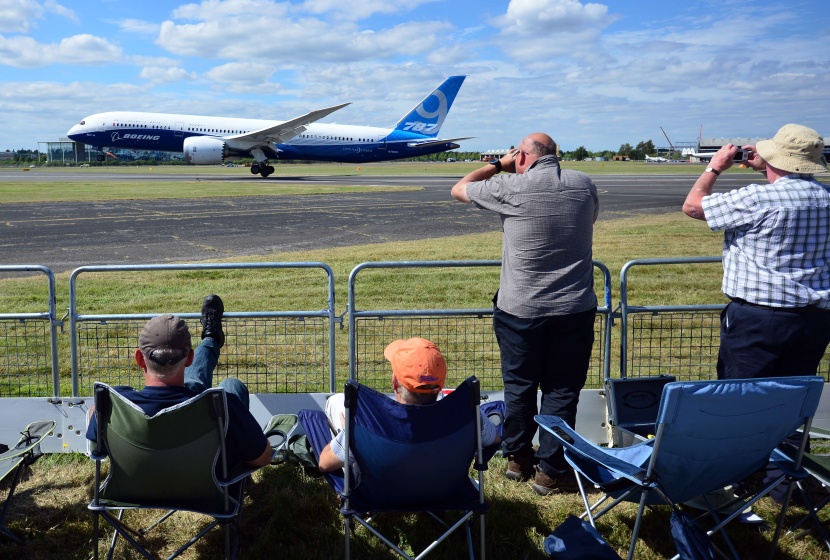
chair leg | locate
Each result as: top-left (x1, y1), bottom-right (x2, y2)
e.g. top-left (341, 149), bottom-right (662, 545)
top-left (769, 481), bottom-right (798, 560)
top-left (479, 511), bottom-right (486, 560)
top-left (344, 517), bottom-right (351, 560)
top-left (627, 489), bottom-right (650, 560)
top-left (107, 510), bottom-right (124, 560)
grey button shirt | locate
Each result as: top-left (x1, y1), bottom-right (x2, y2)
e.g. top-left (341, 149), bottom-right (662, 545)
top-left (466, 155), bottom-right (599, 318)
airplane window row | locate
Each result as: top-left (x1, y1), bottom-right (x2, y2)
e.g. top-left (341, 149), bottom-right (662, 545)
top-left (187, 128), bottom-right (248, 134)
top-left (112, 123), bottom-right (172, 130)
top-left (298, 134), bottom-right (375, 142)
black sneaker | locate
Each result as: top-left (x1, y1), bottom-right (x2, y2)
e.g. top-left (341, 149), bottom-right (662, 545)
top-left (200, 294), bottom-right (225, 348)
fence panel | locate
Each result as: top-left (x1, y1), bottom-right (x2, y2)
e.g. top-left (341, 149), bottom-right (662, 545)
top-left (348, 260), bottom-right (613, 393)
top-left (619, 257), bottom-right (830, 381)
top-left (0, 265), bottom-right (60, 399)
top-left (69, 263), bottom-right (336, 397)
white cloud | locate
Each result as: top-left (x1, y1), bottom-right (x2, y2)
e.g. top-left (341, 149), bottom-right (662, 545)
top-left (204, 61), bottom-right (273, 82)
top-left (204, 61), bottom-right (283, 93)
top-left (157, 16), bottom-right (451, 62)
top-left (301, 0), bottom-right (437, 21)
top-left (172, 0), bottom-right (289, 20)
top-left (44, 0), bottom-right (78, 24)
top-left (494, 0), bottom-right (618, 62)
top-left (501, 0), bottom-right (611, 35)
top-left (0, 34), bottom-right (122, 67)
top-left (0, 0), bottom-right (77, 33)
top-left (140, 66), bottom-right (198, 84)
top-left (116, 18), bottom-right (161, 36)
top-left (0, 0), bottom-right (44, 33)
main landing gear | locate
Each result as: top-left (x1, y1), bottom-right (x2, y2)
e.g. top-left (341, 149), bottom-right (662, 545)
top-left (250, 163), bottom-right (275, 177)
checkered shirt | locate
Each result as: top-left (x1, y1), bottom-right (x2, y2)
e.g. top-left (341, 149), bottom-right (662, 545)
top-left (702, 175), bottom-right (830, 309)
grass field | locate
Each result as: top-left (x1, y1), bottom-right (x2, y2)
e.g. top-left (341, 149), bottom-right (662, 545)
top-left (1, 166), bottom-right (829, 559)
top-left (0, 159), bottom-right (767, 203)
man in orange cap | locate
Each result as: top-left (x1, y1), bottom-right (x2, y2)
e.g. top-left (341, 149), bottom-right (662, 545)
top-left (318, 338), bottom-right (500, 473)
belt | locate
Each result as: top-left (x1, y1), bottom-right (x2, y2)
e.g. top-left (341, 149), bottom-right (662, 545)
top-left (729, 297), bottom-right (830, 313)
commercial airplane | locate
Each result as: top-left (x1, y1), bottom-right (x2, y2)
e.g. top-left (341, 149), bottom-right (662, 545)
top-left (644, 155), bottom-right (668, 162)
top-left (681, 148), bottom-right (715, 161)
top-left (67, 76), bottom-right (469, 177)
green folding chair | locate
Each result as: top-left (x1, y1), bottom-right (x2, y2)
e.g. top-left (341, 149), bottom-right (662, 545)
top-left (88, 382), bottom-right (256, 560)
top-left (0, 420), bottom-right (56, 544)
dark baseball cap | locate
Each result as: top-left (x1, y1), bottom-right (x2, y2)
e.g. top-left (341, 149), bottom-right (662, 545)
top-left (138, 314), bottom-right (192, 366)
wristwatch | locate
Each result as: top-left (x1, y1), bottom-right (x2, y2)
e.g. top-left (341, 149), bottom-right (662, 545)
top-left (490, 160), bottom-right (502, 172)
top-left (704, 167), bottom-right (720, 176)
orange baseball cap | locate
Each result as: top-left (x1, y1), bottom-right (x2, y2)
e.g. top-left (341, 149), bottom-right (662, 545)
top-left (384, 338), bottom-right (447, 394)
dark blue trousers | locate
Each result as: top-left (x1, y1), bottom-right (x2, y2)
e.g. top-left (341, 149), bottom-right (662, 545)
top-left (493, 304), bottom-right (596, 477)
top-left (718, 299), bottom-right (830, 502)
top-left (717, 300), bottom-right (830, 380)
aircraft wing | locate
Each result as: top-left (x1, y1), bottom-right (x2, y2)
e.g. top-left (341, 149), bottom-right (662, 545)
top-left (227, 103), bottom-right (350, 144)
top-left (406, 136), bottom-right (473, 148)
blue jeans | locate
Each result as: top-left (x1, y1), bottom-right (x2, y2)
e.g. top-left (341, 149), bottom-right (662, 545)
top-left (493, 305), bottom-right (596, 477)
top-left (185, 338), bottom-right (250, 409)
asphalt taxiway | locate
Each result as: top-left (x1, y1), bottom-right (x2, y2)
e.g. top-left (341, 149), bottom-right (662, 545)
top-left (0, 170), bottom-right (758, 273)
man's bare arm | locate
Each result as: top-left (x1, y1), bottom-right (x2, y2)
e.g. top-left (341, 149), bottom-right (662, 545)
top-left (683, 144), bottom-right (737, 220)
top-left (317, 442), bottom-right (344, 473)
top-left (451, 150), bottom-right (518, 203)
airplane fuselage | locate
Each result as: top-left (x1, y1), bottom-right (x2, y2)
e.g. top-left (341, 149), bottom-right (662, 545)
top-left (68, 111), bottom-right (459, 164)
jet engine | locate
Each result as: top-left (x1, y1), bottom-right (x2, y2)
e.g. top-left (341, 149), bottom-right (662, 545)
top-left (183, 137), bottom-right (228, 164)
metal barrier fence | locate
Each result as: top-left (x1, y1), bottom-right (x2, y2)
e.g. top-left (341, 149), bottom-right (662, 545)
top-left (69, 263), bottom-right (337, 397)
top-left (619, 257), bottom-right (830, 381)
top-left (2, 258), bottom-right (826, 399)
top-left (0, 265), bottom-right (60, 399)
top-left (347, 260), bottom-right (614, 392)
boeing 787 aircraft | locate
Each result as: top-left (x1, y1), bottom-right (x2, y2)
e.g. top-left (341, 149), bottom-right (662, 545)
top-left (67, 76), bottom-right (469, 177)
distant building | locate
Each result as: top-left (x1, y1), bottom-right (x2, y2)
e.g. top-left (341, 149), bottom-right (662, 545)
top-left (480, 149), bottom-right (509, 162)
top-left (682, 135), bottom-right (830, 163)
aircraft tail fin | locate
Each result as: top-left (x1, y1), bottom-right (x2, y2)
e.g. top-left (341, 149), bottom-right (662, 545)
top-left (392, 76), bottom-right (466, 137)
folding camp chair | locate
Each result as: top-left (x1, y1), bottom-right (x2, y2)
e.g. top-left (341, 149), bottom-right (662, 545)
top-left (777, 426), bottom-right (830, 551)
top-left (299, 376), bottom-right (490, 560)
top-left (535, 376), bottom-right (824, 560)
top-left (0, 420), bottom-right (56, 544)
top-left (88, 382), bottom-right (257, 560)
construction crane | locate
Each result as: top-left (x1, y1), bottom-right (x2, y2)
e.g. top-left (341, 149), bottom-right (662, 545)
top-left (660, 126), bottom-right (675, 157)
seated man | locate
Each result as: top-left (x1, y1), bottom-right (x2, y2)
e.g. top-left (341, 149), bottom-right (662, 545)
top-left (86, 295), bottom-right (271, 471)
top-left (318, 337), bottom-right (501, 473)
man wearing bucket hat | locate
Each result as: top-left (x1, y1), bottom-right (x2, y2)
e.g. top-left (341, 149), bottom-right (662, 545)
top-left (683, 124), bottom-right (830, 380)
top-left (86, 295), bottom-right (272, 470)
top-left (317, 337), bottom-right (500, 473)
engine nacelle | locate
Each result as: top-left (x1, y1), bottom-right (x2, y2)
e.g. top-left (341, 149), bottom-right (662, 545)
top-left (183, 136), bottom-right (228, 165)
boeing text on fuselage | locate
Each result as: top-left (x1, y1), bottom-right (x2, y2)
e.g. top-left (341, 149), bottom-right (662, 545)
top-left (67, 76), bottom-right (470, 178)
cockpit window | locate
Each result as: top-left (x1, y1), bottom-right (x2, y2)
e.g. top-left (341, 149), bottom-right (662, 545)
top-left (80, 120), bottom-right (85, 125)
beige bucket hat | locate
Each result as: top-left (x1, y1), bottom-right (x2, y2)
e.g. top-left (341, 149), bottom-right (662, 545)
top-left (756, 124), bottom-right (827, 174)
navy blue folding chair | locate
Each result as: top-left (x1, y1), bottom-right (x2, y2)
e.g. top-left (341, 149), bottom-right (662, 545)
top-left (300, 376), bottom-right (490, 560)
top-left (535, 376), bottom-right (824, 560)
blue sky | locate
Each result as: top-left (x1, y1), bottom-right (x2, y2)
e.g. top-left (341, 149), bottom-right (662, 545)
top-left (1, 0), bottom-right (828, 153)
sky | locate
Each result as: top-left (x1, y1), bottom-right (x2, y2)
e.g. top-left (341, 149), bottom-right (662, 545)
top-left (1, 0), bottom-right (828, 153)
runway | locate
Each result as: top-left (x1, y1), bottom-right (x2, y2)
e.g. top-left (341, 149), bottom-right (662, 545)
top-left (0, 170), bottom-right (757, 273)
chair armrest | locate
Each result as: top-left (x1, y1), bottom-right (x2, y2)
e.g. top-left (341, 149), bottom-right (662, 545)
top-left (535, 415), bottom-right (650, 484)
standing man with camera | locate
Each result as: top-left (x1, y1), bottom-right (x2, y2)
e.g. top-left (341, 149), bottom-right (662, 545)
top-left (451, 133), bottom-right (599, 495)
top-left (683, 123), bottom-right (830, 380)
